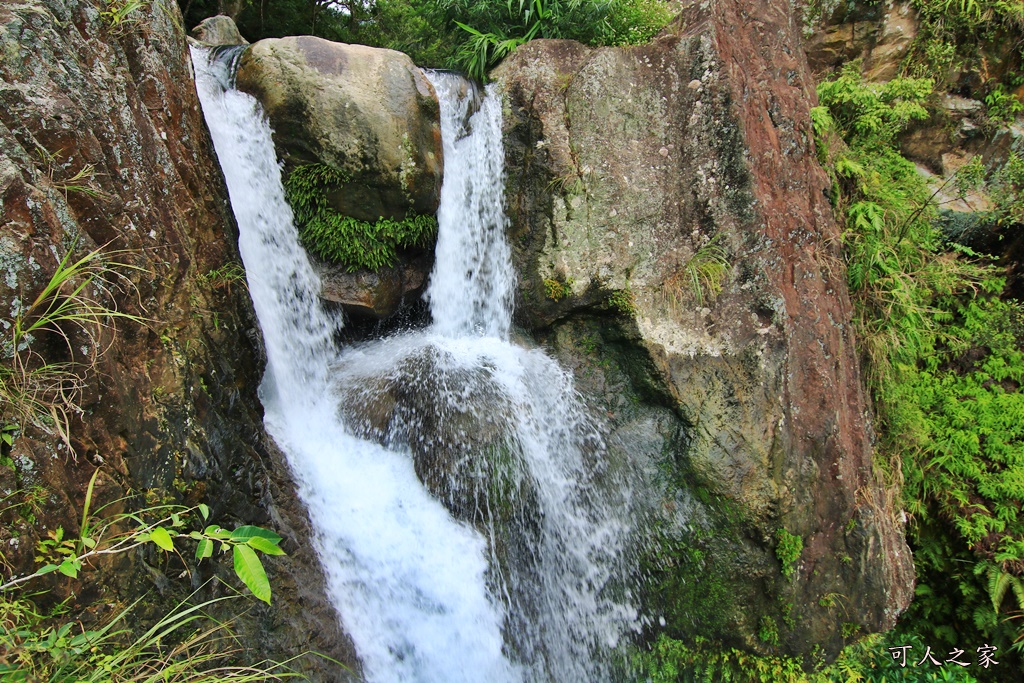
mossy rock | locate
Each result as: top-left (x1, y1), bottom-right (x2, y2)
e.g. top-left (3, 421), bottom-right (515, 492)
top-left (284, 163), bottom-right (437, 272)
top-left (237, 36), bottom-right (443, 222)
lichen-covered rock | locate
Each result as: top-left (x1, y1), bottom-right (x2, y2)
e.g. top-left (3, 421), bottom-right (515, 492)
top-left (495, 0), bottom-right (914, 659)
top-left (189, 14), bottom-right (248, 46)
top-left (236, 36), bottom-right (443, 223)
top-left (0, 1), bottom-right (354, 678)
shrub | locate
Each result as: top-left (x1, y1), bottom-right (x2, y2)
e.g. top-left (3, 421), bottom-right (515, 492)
top-left (775, 529), bottom-right (803, 580)
top-left (440, 0), bottom-right (673, 80)
top-left (0, 472), bottom-right (293, 681)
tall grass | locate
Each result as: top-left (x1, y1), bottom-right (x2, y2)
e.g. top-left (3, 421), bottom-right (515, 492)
top-left (0, 591), bottom-right (299, 682)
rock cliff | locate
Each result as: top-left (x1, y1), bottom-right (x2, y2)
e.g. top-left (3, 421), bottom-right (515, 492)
top-left (0, 1), bottom-right (354, 678)
top-left (495, 0), bottom-right (914, 657)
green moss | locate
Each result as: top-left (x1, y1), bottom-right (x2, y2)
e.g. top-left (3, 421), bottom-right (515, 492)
top-left (633, 632), bottom-right (982, 683)
top-left (775, 528), bottom-right (803, 580)
top-left (758, 615), bottom-right (780, 646)
top-left (283, 163), bottom-right (437, 271)
top-left (606, 288), bottom-right (637, 316)
top-left (543, 277), bottom-right (573, 301)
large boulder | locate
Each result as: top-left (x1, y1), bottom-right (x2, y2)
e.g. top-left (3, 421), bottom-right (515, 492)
top-left (495, 0), bottom-right (914, 660)
top-left (236, 36), bottom-right (442, 223)
top-left (316, 252), bottom-right (432, 318)
top-left (189, 14), bottom-right (248, 46)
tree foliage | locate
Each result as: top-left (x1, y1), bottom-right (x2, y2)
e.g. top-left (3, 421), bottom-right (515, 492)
top-left (178, 0), bottom-right (673, 78)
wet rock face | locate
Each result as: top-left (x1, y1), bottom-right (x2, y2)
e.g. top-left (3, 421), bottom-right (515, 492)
top-left (496, 0), bottom-right (913, 658)
top-left (337, 344), bottom-right (535, 525)
top-left (0, 1), bottom-right (354, 678)
top-left (236, 36), bottom-right (443, 222)
top-left (316, 252), bottom-right (432, 319)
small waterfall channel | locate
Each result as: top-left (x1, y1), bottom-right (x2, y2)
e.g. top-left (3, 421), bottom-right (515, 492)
top-left (192, 47), bottom-right (637, 682)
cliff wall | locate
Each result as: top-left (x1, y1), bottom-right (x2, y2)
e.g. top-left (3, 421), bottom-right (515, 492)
top-left (0, 1), bottom-right (354, 677)
top-left (495, 0), bottom-right (915, 657)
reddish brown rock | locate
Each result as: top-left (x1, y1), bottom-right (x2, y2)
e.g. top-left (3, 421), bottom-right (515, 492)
top-left (316, 252), bottom-right (431, 318)
top-left (0, 1), bottom-right (354, 678)
top-left (496, 0), bottom-right (914, 658)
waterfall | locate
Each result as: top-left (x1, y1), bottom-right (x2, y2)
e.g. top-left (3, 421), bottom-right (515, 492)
top-left (192, 48), bottom-right (636, 683)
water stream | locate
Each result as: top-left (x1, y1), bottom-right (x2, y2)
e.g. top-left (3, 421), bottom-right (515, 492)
top-left (192, 47), bottom-right (636, 682)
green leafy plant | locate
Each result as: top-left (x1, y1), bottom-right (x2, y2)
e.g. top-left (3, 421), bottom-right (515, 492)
top-left (984, 84), bottom-right (1024, 123)
top-left (633, 632), bottom-right (982, 683)
top-left (0, 467), bottom-right (297, 681)
top-left (987, 151), bottom-right (1024, 229)
top-left (814, 63), bottom-right (1024, 667)
top-left (198, 262), bottom-right (248, 294)
top-left (903, 0), bottom-right (1024, 89)
top-left (5, 472), bottom-right (284, 604)
top-left (757, 615), bottom-right (779, 646)
top-left (100, 0), bottom-right (148, 34)
top-left (606, 288), bottom-right (637, 316)
top-left (543, 277), bottom-right (573, 301)
top-left (283, 163), bottom-right (437, 271)
top-left (0, 591), bottom-right (298, 682)
top-left (443, 0), bottom-right (672, 80)
top-left (664, 236), bottom-right (730, 308)
top-left (775, 529), bottom-right (803, 580)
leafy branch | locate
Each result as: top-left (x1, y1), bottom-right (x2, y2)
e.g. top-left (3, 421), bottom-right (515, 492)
top-left (3, 470), bottom-right (285, 605)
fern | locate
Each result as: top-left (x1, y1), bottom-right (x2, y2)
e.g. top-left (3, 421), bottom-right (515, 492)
top-left (283, 163), bottom-right (437, 271)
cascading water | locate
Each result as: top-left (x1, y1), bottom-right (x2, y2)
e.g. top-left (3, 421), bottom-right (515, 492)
top-left (192, 47), bottom-right (637, 682)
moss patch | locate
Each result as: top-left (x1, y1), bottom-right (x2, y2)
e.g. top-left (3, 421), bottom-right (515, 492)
top-left (283, 163), bottom-right (436, 271)
top-left (775, 528), bottom-right (803, 580)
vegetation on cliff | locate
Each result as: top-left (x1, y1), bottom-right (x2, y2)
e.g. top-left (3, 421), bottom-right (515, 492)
top-left (0, 241), bottom-right (289, 679)
top-left (635, 49), bottom-right (1023, 679)
top-left (6, 0), bottom-right (1020, 680)
top-left (284, 163), bottom-right (438, 271)
top-left (811, 61), bottom-right (1024, 675)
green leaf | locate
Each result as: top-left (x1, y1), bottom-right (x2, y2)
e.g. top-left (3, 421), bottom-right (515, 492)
top-left (150, 526), bottom-right (174, 552)
top-left (233, 544), bottom-right (271, 604)
top-left (195, 538), bottom-right (214, 562)
top-left (205, 524), bottom-right (232, 540)
top-left (229, 525), bottom-right (283, 544)
top-left (247, 536), bottom-right (286, 556)
top-left (37, 563), bottom-right (59, 575)
top-left (198, 503), bottom-right (210, 520)
top-left (58, 560), bottom-right (79, 578)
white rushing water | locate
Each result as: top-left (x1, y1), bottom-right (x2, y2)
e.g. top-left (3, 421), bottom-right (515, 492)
top-left (193, 49), bottom-right (636, 682)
